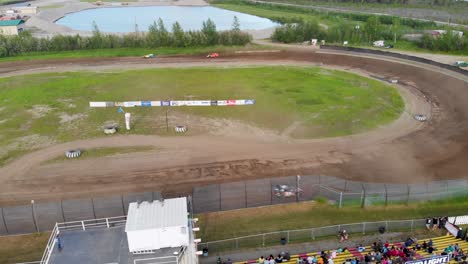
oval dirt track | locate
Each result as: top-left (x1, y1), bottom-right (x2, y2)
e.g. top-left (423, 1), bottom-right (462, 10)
top-left (0, 49), bottom-right (467, 206)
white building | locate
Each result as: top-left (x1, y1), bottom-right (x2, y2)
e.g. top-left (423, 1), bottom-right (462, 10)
top-left (0, 19), bottom-right (24, 35)
top-left (125, 197), bottom-right (190, 253)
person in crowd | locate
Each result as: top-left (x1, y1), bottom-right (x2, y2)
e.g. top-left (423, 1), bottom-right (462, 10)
top-left (258, 256), bottom-right (265, 264)
top-left (428, 239), bottom-right (433, 247)
top-left (432, 217), bottom-right (439, 230)
top-left (328, 257), bottom-right (334, 264)
top-left (425, 218), bottom-right (433, 230)
top-left (358, 244), bottom-right (366, 253)
top-left (428, 244), bottom-right (434, 254)
top-left (307, 255), bottom-right (314, 264)
top-left (317, 256), bottom-right (324, 264)
top-left (339, 230), bottom-right (348, 242)
top-left (226, 258), bottom-right (232, 264)
top-left (217, 257), bottom-right (222, 264)
top-left (275, 254), bottom-right (283, 263)
top-left (422, 241), bottom-right (428, 250)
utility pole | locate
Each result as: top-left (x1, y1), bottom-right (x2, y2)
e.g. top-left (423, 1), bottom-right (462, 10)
top-left (31, 200), bottom-right (39, 232)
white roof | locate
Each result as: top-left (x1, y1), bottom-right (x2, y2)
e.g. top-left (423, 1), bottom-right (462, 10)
top-left (125, 197), bottom-right (188, 232)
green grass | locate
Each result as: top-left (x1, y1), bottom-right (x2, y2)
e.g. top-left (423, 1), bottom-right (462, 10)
top-left (351, 40), bottom-right (468, 56)
top-left (0, 232), bottom-right (50, 264)
top-left (197, 195), bottom-right (468, 242)
top-left (0, 45), bottom-right (270, 62)
top-left (44, 146), bottom-right (157, 164)
top-left (0, 66), bottom-right (404, 166)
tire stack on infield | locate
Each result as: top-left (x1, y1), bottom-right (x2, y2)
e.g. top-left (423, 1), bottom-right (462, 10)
top-left (65, 150), bottom-right (81, 159)
top-left (175, 126), bottom-right (187, 133)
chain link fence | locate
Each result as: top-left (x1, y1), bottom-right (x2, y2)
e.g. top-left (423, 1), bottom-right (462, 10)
top-left (0, 175), bottom-right (466, 236)
top-left (197, 219), bottom-right (427, 254)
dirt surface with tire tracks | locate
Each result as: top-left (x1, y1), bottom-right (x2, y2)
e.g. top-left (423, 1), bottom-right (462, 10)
top-left (0, 49), bottom-right (467, 206)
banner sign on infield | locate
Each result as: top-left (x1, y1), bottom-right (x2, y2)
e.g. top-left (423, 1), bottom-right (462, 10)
top-left (89, 99), bottom-right (255, 108)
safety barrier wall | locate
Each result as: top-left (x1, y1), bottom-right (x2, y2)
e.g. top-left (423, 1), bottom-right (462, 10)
top-left (320, 45), bottom-right (468, 77)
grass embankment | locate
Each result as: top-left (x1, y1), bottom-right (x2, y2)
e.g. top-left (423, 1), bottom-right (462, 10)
top-left (0, 66), bottom-right (403, 166)
top-left (0, 232), bottom-right (50, 264)
top-left (44, 146), bottom-right (157, 164)
top-left (198, 195), bottom-right (468, 241)
top-left (0, 45), bottom-right (268, 62)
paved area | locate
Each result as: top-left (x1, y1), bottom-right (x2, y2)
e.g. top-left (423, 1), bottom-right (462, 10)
top-left (49, 225), bottom-right (183, 264)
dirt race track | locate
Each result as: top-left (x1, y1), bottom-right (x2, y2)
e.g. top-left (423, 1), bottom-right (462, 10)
top-left (0, 49), bottom-right (467, 206)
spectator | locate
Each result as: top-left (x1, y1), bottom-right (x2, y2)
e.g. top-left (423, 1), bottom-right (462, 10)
top-left (226, 258), bottom-right (233, 264)
top-left (358, 244), bottom-right (366, 253)
top-left (331, 251), bottom-right (337, 259)
top-left (422, 241), bottom-right (427, 250)
top-left (217, 257), bottom-right (222, 264)
top-left (328, 258), bottom-right (334, 264)
top-left (275, 254), bottom-right (283, 263)
top-left (282, 252), bottom-right (291, 261)
top-left (428, 245), bottom-right (434, 254)
top-left (258, 256), bottom-right (265, 264)
top-left (428, 239), bottom-right (433, 247)
top-left (307, 256), bottom-right (314, 264)
top-left (425, 218), bottom-right (432, 230)
top-left (339, 230), bottom-right (349, 242)
top-left (432, 217), bottom-right (439, 230)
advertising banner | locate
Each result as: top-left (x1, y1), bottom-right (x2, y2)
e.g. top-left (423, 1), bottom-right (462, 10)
top-left (161, 101), bottom-right (170, 107)
top-left (211, 100), bottom-right (218, 106)
top-left (405, 256), bottom-right (450, 264)
top-left (141, 101), bottom-right (152, 107)
top-left (89, 102), bottom-right (108, 107)
top-left (235, 100), bottom-right (246, 105)
top-left (151, 101), bottom-right (161, 106)
top-left (217, 100), bottom-right (227, 106)
top-left (114, 102), bottom-right (124, 107)
top-left (226, 100), bottom-right (237, 106)
top-left (244, 99), bottom-right (255, 105)
top-left (124, 101), bottom-right (141, 107)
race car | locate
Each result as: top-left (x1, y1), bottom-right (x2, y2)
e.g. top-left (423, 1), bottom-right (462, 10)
top-left (206, 53), bottom-right (219, 58)
top-left (143, 54), bottom-right (155, 59)
top-left (273, 184), bottom-right (303, 198)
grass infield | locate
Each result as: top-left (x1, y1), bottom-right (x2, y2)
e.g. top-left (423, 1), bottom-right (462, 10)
top-left (0, 66), bottom-right (403, 165)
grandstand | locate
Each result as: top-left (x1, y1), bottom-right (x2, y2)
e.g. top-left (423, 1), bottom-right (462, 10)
top-left (235, 235), bottom-right (468, 264)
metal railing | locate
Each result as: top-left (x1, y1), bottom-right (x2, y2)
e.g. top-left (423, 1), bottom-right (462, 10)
top-left (198, 219), bottom-right (426, 253)
top-left (39, 216), bottom-right (127, 264)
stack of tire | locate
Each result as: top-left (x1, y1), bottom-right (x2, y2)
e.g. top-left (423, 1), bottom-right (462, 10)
top-left (104, 125), bottom-right (117, 135)
top-left (175, 125), bottom-right (187, 133)
top-left (65, 150), bottom-right (81, 159)
top-left (414, 114), bottom-right (427, 122)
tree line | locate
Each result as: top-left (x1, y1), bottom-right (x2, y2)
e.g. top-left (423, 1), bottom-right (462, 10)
top-left (272, 16), bottom-right (467, 52)
top-left (0, 17), bottom-right (251, 57)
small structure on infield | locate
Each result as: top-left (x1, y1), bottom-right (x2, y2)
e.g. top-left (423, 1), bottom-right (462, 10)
top-left (125, 197), bottom-right (189, 253)
top-left (65, 149), bottom-right (81, 158)
top-left (175, 125), bottom-right (187, 133)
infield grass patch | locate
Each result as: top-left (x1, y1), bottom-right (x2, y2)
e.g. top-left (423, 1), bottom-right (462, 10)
top-left (0, 66), bottom-right (403, 166)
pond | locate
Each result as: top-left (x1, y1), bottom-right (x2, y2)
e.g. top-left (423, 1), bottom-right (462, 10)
top-left (55, 6), bottom-right (278, 33)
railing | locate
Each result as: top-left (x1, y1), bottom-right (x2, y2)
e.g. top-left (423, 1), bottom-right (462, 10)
top-left (56, 215), bottom-right (127, 231)
top-left (198, 219), bottom-right (427, 253)
top-left (133, 246), bottom-right (186, 264)
top-left (39, 216), bottom-right (127, 264)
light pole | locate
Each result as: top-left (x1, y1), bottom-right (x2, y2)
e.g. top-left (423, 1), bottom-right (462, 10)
top-left (296, 175), bottom-right (301, 202)
top-left (31, 200), bottom-right (39, 232)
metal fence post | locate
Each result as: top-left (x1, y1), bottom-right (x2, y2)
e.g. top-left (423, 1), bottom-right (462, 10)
top-left (1, 207), bottom-right (9, 234)
top-left (411, 219), bottom-right (414, 232)
top-left (121, 195), bottom-right (126, 215)
top-left (311, 229), bottom-right (315, 240)
top-left (287, 231), bottom-right (290, 243)
top-left (406, 185), bottom-right (410, 205)
top-left (31, 200), bottom-right (39, 233)
top-left (339, 192), bottom-right (343, 208)
top-left (360, 189), bottom-right (365, 208)
top-left (81, 221), bottom-right (85, 231)
top-left (384, 184), bottom-right (388, 207)
top-left (363, 222), bottom-right (366, 234)
top-left (262, 234), bottom-right (265, 247)
top-left (244, 181), bottom-right (248, 209)
top-left (218, 184), bottom-right (222, 211)
top-left (235, 238), bottom-right (238, 249)
top-left (60, 200), bottom-right (66, 222)
top-left (91, 198), bottom-right (96, 220)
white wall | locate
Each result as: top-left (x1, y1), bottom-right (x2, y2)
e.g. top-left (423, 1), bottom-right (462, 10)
top-left (127, 225), bottom-right (189, 252)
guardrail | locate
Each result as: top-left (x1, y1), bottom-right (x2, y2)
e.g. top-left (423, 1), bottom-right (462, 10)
top-left (320, 45), bottom-right (468, 76)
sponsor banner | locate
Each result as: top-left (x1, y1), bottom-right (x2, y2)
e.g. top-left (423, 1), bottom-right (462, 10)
top-left (123, 101), bottom-right (141, 107)
top-left (217, 100), bottom-right (227, 106)
top-left (161, 101), bottom-right (170, 107)
top-left (445, 221), bottom-right (459, 237)
top-left (141, 101), bottom-right (152, 107)
top-left (211, 100), bottom-right (218, 106)
top-left (405, 256), bottom-right (450, 264)
top-left (226, 100), bottom-right (237, 106)
top-left (244, 99), bottom-right (255, 105)
top-left (170, 101), bottom-right (180, 106)
top-left (199, 100), bottom-right (211, 106)
top-left (89, 102), bottom-right (109, 107)
top-left (114, 102), bottom-right (125, 107)
top-left (151, 101), bottom-right (161, 106)
top-left (235, 100), bottom-right (245, 105)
